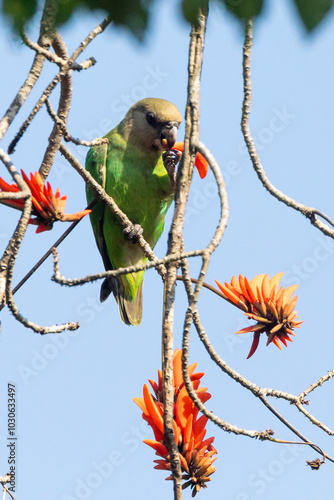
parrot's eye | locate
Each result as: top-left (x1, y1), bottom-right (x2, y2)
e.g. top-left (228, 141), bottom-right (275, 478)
top-left (146, 112), bottom-right (157, 127)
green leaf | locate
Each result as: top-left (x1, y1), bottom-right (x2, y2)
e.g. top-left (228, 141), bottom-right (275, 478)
top-left (293, 0), bottom-right (333, 31)
top-left (2, 0), bottom-right (38, 34)
top-left (222, 0), bottom-right (263, 20)
top-left (1, 0), bottom-right (153, 41)
top-left (182, 0), bottom-right (209, 25)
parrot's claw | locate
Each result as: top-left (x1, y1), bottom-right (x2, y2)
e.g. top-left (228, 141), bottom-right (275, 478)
top-left (163, 150), bottom-right (182, 189)
top-left (123, 223), bottom-right (143, 243)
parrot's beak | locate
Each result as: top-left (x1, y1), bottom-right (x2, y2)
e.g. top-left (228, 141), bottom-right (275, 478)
top-left (156, 122), bottom-right (179, 151)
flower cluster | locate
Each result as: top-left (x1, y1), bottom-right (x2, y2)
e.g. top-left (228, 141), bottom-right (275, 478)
top-left (215, 273), bottom-right (303, 358)
top-left (134, 349), bottom-right (217, 496)
top-left (0, 170), bottom-right (91, 233)
top-left (172, 142), bottom-right (208, 179)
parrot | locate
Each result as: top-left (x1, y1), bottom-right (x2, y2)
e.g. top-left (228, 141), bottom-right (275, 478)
top-left (85, 98), bottom-right (183, 326)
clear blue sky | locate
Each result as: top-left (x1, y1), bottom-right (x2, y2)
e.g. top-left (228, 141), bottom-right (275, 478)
top-left (1, 1), bottom-right (334, 499)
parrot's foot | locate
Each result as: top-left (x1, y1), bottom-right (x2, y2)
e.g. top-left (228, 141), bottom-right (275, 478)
top-left (163, 149), bottom-right (182, 189)
top-left (123, 223), bottom-right (143, 244)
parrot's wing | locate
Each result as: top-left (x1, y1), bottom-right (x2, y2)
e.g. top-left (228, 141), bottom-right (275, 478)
top-left (85, 142), bottom-right (109, 260)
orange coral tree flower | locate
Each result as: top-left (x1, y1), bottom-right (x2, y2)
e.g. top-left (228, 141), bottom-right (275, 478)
top-left (133, 349), bottom-right (217, 497)
top-left (215, 273), bottom-right (303, 359)
top-left (0, 170), bottom-right (91, 233)
top-left (172, 142), bottom-right (209, 179)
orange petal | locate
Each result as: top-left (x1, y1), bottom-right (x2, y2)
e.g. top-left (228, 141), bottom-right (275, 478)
top-left (269, 272), bottom-right (284, 290)
top-left (171, 142), bottom-right (208, 178)
top-left (175, 386), bottom-right (194, 428)
top-left (187, 362), bottom-right (197, 376)
top-left (143, 384), bottom-right (164, 434)
top-left (143, 439), bottom-right (168, 457)
top-left (0, 177), bottom-right (20, 192)
top-left (279, 336), bottom-right (288, 347)
top-left (183, 413), bottom-right (193, 447)
top-left (193, 414), bottom-right (208, 438)
top-left (149, 379), bottom-right (159, 394)
top-left (215, 280), bottom-right (241, 307)
top-left (239, 275), bottom-right (253, 303)
top-left (194, 428), bottom-right (207, 449)
top-left (154, 463), bottom-right (170, 470)
top-left (197, 391), bottom-right (211, 405)
top-left (35, 223), bottom-right (51, 233)
top-left (179, 453), bottom-right (189, 473)
top-left (60, 209), bottom-right (92, 221)
top-left (133, 397), bottom-right (149, 416)
top-left (235, 325), bottom-right (256, 334)
top-left (247, 333), bottom-right (260, 359)
top-left (244, 276), bottom-right (257, 303)
top-left (271, 336), bottom-right (283, 350)
top-left (231, 275), bottom-right (242, 294)
top-left (199, 436), bottom-right (215, 452)
top-left (281, 285), bottom-right (298, 305)
top-left (172, 142), bottom-right (184, 153)
top-left (249, 274), bottom-right (266, 292)
top-left (158, 369), bottom-right (162, 391)
top-left (173, 349), bottom-right (183, 389)
top-left (194, 151), bottom-right (208, 179)
top-left (261, 274), bottom-right (270, 301)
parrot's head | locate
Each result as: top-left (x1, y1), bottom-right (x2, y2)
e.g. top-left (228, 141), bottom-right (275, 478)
top-left (120, 98), bottom-right (182, 153)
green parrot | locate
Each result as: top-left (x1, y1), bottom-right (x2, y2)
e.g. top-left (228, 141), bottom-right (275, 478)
top-left (86, 98), bottom-right (182, 326)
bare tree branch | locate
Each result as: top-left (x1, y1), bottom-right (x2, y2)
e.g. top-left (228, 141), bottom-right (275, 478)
top-left (7, 74), bottom-right (61, 154)
top-left (241, 19), bottom-right (334, 239)
top-left (0, 149), bottom-right (31, 306)
top-left (21, 32), bottom-right (68, 66)
top-left (39, 32), bottom-right (73, 179)
top-left (71, 15), bottom-right (111, 61)
top-left (299, 369), bottom-right (334, 400)
top-left (161, 12), bottom-right (207, 500)
top-left (52, 247), bottom-right (206, 286)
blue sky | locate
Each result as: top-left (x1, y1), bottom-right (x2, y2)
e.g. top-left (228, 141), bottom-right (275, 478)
top-left (1, 1), bottom-right (334, 499)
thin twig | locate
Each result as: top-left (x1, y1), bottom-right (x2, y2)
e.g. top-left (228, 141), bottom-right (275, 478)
top-left (71, 16), bottom-right (111, 61)
top-left (52, 248), bottom-right (205, 286)
top-left (258, 395), bottom-right (333, 461)
top-left (7, 74), bottom-right (60, 154)
top-left (21, 32), bottom-right (67, 66)
top-left (45, 99), bottom-right (109, 147)
top-left (241, 19), bottom-right (334, 239)
top-left (10, 201), bottom-right (96, 300)
top-left (39, 33), bottom-right (73, 179)
top-left (0, 149), bottom-right (31, 306)
top-left (299, 370), bottom-right (334, 400)
top-left (70, 57), bottom-right (96, 71)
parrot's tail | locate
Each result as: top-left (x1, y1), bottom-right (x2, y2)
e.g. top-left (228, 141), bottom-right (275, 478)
top-left (100, 277), bottom-right (143, 326)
